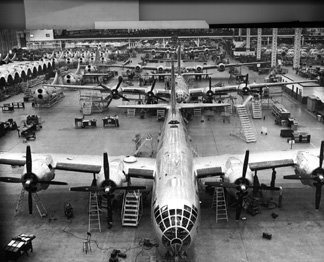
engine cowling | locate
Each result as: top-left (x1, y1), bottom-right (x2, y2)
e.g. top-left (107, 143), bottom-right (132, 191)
top-left (157, 66), bottom-right (164, 73)
top-left (218, 63), bottom-right (226, 72)
top-left (96, 159), bottom-right (127, 188)
top-left (151, 49), bottom-right (156, 55)
top-left (22, 155), bottom-right (55, 192)
top-left (295, 151), bottom-right (321, 186)
top-left (195, 65), bottom-right (203, 73)
top-left (223, 157), bottom-right (253, 195)
top-left (135, 65), bottom-right (142, 72)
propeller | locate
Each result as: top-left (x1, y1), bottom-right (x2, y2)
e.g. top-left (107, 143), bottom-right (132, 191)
top-left (0, 146), bottom-right (67, 214)
top-left (70, 152), bottom-right (145, 228)
top-left (205, 77), bottom-right (214, 99)
top-left (99, 77), bottom-right (129, 106)
top-left (241, 74), bottom-right (250, 95)
top-left (146, 79), bottom-right (168, 104)
top-left (284, 140), bottom-right (324, 209)
top-left (205, 150), bottom-right (281, 220)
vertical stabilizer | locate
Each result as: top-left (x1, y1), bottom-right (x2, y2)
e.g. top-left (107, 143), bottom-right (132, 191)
top-left (95, 48), bottom-right (99, 64)
top-left (171, 62), bottom-right (176, 114)
top-left (51, 70), bottom-right (64, 85)
top-left (75, 62), bottom-right (81, 75)
top-left (177, 45), bottom-right (181, 75)
top-left (2, 53), bottom-right (10, 64)
top-left (9, 53), bottom-right (17, 62)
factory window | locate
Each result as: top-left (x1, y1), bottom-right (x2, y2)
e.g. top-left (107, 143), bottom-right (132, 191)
top-left (46, 34), bottom-right (50, 37)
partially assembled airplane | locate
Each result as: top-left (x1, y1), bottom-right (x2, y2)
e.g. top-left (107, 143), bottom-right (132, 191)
top-left (0, 62), bottom-right (323, 260)
top-left (106, 45), bottom-right (265, 75)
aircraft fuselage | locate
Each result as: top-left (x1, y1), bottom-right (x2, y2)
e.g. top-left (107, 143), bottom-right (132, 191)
top-left (151, 107), bottom-right (199, 257)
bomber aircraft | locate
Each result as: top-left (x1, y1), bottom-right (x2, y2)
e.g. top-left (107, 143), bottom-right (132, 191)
top-left (0, 62), bottom-right (323, 260)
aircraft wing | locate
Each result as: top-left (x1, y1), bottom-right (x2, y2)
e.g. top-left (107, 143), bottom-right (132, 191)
top-left (193, 148), bottom-right (320, 179)
top-left (189, 85), bottom-right (238, 97)
top-left (0, 152), bottom-right (156, 179)
top-left (106, 64), bottom-right (161, 71)
top-left (118, 104), bottom-right (170, 110)
top-left (247, 79), bottom-right (317, 89)
top-left (178, 103), bottom-right (230, 109)
top-left (44, 84), bottom-right (110, 92)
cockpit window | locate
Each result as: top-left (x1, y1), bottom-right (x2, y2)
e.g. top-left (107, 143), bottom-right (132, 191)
top-left (155, 204), bottom-right (198, 250)
top-left (168, 120), bottom-right (180, 125)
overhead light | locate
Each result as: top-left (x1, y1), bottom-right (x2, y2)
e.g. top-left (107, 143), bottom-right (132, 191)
top-left (30, 34), bottom-right (34, 38)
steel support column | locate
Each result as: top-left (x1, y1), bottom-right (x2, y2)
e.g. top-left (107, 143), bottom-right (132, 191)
top-left (271, 28), bottom-right (278, 68)
top-left (293, 28), bottom-right (302, 70)
top-left (256, 28), bottom-right (262, 60)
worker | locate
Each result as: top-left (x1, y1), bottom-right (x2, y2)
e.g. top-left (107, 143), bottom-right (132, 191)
top-left (132, 134), bottom-right (141, 150)
top-left (114, 115), bottom-right (119, 127)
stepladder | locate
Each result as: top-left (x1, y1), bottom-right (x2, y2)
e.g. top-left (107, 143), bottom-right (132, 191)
top-left (212, 187), bottom-right (229, 223)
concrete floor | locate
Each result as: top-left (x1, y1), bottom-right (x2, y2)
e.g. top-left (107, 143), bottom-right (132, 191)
top-left (0, 59), bottom-right (324, 262)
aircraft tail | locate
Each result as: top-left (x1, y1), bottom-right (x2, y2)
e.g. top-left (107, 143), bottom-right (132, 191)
top-left (58, 52), bottom-right (64, 60)
top-left (95, 48), bottom-right (99, 64)
top-left (171, 61), bottom-right (176, 114)
top-left (177, 45), bottom-right (181, 75)
top-left (9, 53), bottom-right (16, 62)
top-left (2, 53), bottom-right (10, 64)
top-left (75, 62), bottom-right (81, 75)
top-left (51, 70), bottom-right (64, 85)
top-left (48, 51), bottom-right (54, 60)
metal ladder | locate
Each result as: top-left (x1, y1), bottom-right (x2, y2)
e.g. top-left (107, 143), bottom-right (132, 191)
top-left (252, 99), bottom-right (262, 119)
top-left (88, 192), bottom-right (101, 232)
top-left (235, 105), bottom-right (257, 143)
top-left (121, 191), bottom-right (142, 227)
top-left (212, 187), bottom-right (228, 223)
top-left (15, 189), bottom-right (47, 218)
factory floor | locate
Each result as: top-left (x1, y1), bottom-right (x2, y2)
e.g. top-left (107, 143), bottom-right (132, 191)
top-left (0, 66), bottom-right (324, 262)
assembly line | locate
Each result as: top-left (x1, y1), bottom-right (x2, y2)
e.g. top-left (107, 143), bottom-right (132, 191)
top-left (1, 29), bottom-right (324, 262)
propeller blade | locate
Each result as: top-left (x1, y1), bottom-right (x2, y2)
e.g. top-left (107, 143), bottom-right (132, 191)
top-left (320, 141), bottom-right (324, 168)
top-left (155, 95), bottom-right (168, 102)
top-left (37, 181), bottom-right (68, 185)
top-left (106, 96), bottom-right (114, 106)
top-left (283, 175), bottom-right (313, 180)
top-left (26, 146), bottom-right (32, 174)
top-left (0, 177), bottom-right (22, 183)
top-left (115, 77), bottom-right (123, 90)
top-left (205, 181), bottom-right (237, 188)
top-left (150, 79), bottom-right (157, 92)
top-left (236, 195), bottom-right (244, 220)
top-left (315, 183), bottom-right (322, 209)
top-left (209, 77), bottom-right (212, 91)
top-left (98, 83), bottom-right (110, 91)
top-left (28, 191), bottom-right (32, 214)
top-left (70, 186), bottom-right (99, 192)
top-left (116, 186), bottom-right (146, 191)
top-left (118, 93), bottom-right (130, 101)
top-left (103, 152), bottom-right (109, 182)
top-left (242, 150), bottom-right (249, 179)
top-left (245, 74), bottom-right (249, 87)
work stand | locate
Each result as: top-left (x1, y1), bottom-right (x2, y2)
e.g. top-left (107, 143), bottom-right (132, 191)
top-left (15, 189), bottom-right (48, 218)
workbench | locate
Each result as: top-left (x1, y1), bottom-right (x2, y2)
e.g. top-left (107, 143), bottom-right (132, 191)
top-left (3, 234), bottom-right (35, 261)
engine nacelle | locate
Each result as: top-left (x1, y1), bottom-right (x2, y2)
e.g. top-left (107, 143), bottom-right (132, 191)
top-left (157, 66), bottom-right (165, 73)
top-left (135, 65), bottom-right (142, 72)
top-left (223, 157), bottom-right (253, 196)
top-left (218, 63), bottom-right (226, 72)
top-left (295, 151), bottom-right (320, 186)
top-left (96, 159), bottom-right (127, 188)
top-left (86, 65), bottom-right (97, 72)
top-left (195, 65), bottom-right (203, 73)
top-left (22, 155), bottom-right (55, 192)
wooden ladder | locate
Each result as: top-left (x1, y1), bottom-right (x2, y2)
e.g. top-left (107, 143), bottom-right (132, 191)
top-left (212, 187), bottom-right (228, 223)
top-left (88, 192), bottom-right (101, 232)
